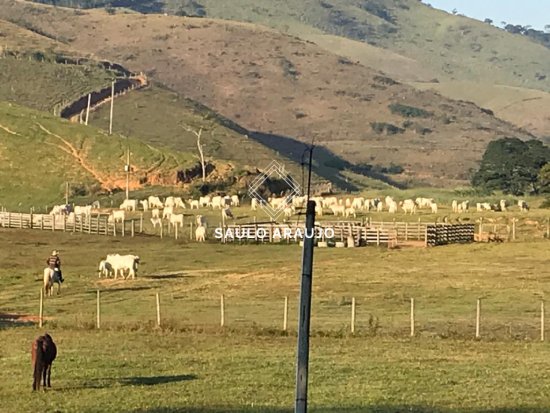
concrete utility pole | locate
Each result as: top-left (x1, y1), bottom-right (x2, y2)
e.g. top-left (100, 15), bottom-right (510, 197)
top-left (125, 148), bottom-right (130, 200)
top-left (65, 182), bottom-right (69, 205)
top-left (109, 81), bottom-right (115, 135)
top-left (295, 199), bottom-right (316, 413)
top-left (85, 93), bottom-right (91, 125)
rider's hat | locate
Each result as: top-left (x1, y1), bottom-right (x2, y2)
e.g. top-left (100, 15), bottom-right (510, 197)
top-left (52, 250), bottom-right (59, 256)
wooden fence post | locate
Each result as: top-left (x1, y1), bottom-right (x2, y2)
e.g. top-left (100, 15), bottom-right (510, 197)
top-left (156, 293), bottom-right (161, 327)
top-left (160, 222), bottom-right (163, 239)
top-left (220, 294), bottom-right (225, 327)
top-left (512, 218), bottom-right (516, 241)
top-left (39, 289), bottom-right (44, 328)
top-left (51, 214), bottom-right (55, 232)
top-left (140, 213), bottom-right (143, 233)
top-left (475, 298), bottom-right (481, 339)
top-left (541, 301), bottom-right (545, 342)
top-left (410, 297), bottom-right (415, 337)
top-left (189, 221), bottom-right (193, 241)
top-left (131, 220), bottom-right (135, 237)
top-left (121, 221), bottom-right (125, 237)
top-left (30, 210), bottom-right (33, 229)
top-left (175, 224), bottom-right (178, 240)
top-left (283, 296), bottom-right (288, 331)
top-left (96, 290), bottom-right (101, 329)
top-left (351, 297), bottom-right (356, 334)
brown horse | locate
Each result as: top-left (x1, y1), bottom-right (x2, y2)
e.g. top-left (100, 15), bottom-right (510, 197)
top-left (32, 333), bottom-right (57, 391)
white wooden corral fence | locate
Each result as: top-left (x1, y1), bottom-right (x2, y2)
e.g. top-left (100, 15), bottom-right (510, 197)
top-left (0, 211), bottom-right (140, 237)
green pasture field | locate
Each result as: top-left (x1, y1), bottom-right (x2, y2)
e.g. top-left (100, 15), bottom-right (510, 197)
top-left (0, 225), bottom-right (550, 412)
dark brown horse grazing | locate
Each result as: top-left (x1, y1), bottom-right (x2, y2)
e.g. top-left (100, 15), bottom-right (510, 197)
top-left (32, 333), bottom-right (57, 391)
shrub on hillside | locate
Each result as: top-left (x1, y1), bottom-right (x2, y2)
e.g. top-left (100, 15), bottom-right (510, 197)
top-left (370, 122), bottom-right (404, 135)
top-left (389, 103), bottom-right (432, 118)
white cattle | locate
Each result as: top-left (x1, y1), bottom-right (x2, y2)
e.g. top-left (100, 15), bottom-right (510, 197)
top-left (98, 260), bottom-right (114, 278)
top-left (91, 201), bottom-right (101, 209)
top-left (458, 200), bottom-right (470, 213)
top-left (148, 196), bottom-right (164, 209)
top-left (292, 196), bottom-right (306, 208)
top-left (451, 200), bottom-right (458, 213)
top-left (188, 199), bottom-right (200, 209)
top-left (387, 200), bottom-right (398, 214)
top-left (120, 199), bottom-right (137, 211)
top-left (174, 197), bottom-right (186, 209)
top-left (140, 200), bottom-right (149, 212)
top-left (375, 200), bottom-right (384, 212)
top-left (211, 196), bottom-right (223, 209)
top-left (111, 210), bottom-right (125, 223)
top-left (416, 198), bottom-right (434, 209)
top-left (151, 208), bottom-right (160, 219)
top-left (74, 205), bottom-right (92, 216)
top-left (499, 199), bottom-right (507, 212)
top-left (106, 254), bottom-right (140, 280)
top-left (251, 198), bottom-right (258, 211)
top-left (345, 198), bottom-right (352, 208)
top-left (195, 225), bottom-right (206, 242)
top-left (518, 200), bottom-right (529, 212)
top-left (344, 207), bottom-right (356, 218)
top-left (401, 199), bottom-right (417, 215)
top-left (330, 205), bottom-right (345, 216)
top-left (351, 197), bottom-right (364, 210)
top-left (477, 202), bottom-right (492, 212)
top-left (323, 197), bottom-right (338, 208)
top-left (169, 213), bottom-right (184, 227)
top-left (270, 197), bottom-right (287, 209)
top-left (150, 217), bottom-right (162, 228)
top-left (385, 196), bottom-right (394, 206)
top-left (429, 202), bottom-right (438, 214)
top-left (199, 196), bottom-right (211, 207)
top-left (162, 206), bottom-right (174, 219)
top-left (231, 195), bottom-right (240, 207)
top-left (164, 196), bottom-right (175, 208)
top-left (49, 205), bottom-right (66, 215)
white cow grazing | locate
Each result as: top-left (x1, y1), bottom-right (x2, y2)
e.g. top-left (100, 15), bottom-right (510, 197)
top-left (148, 196), bottom-right (164, 209)
top-left (91, 201), bottom-right (101, 209)
top-left (49, 205), bottom-right (66, 215)
top-left (292, 196), bottom-right (306, 208)
top-left (170, 213), bottom-right (184, 227)
top-left (150, 217), bottom-right (162, 228)
top-left (351, 197), bottom-right (364, 210)
top-left (401, 199), bottom-right (417, 215)
top-left (518, 200), bottom-right (529, 212)
top-left (222, 207), bottom-right (234, 220)
top-left (385, 196), bottom-right (394, 206)
top-left (196, 215), bottom-right (207, 228)
top-left (174, 197), bottom-right (186, 209)
top-left (98, 260), bottom-right (114, 278)
top-left (188, 199), bottom-right (200, 210)
top-left (74, 205), bottom-right (92, 216)
top-left (270, 197), bottom-right (286, 210)
top-left (345, 207), bottom-right (356, 218)
top-left (416, 198), bottom-right (433, 209)
top-left (151, 208), bottom-right (160, 219)
top-left (345, 198), bottom-right (352, 208)
top-left (106, 254), bottom-right (140, 280)
top-left (283, 206), bottom-right (294, 218)
top-left (162, 206), bottom-right (174, 219)
top-left (477, 202), bottom-right (491, 211)
top-left (199, 196), bottom-right (211, 207)
top-left (330, 205), bottom-right (346, 216)
top-left (164, 196), bottom-right (176, 208)
top-left (211, 196), bottom-right (223, 209)
top-left (111, 210), bottom-right (125, 223)
top-left (430, 202), bottom-right (438, 214)
top-left (195, 225), bottom-right (206, 242)
top-left (451, 200), bottom-right (458, 213)
top-left (120, 199), bottom-right (137, 211)
top-left (231, 195), bottom-right (240, 207)
top-left (251, 198), bottom-right (258, 211)
top-left (140, 199), bottom-right (149, 212)
top-left (458, 200), bottom-right (469, 213)
top-left (376, 200), bottom-right (384, 212)
top-left (500, 199), bottom-right (507, 212)
top-left (476, 203), bottom-right (483, 212)
top-left (323, 197), bottom-right (338, 208)
top-left (388, 200), bottom-right (398, 214)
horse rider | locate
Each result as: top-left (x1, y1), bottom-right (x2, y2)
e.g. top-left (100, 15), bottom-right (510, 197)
top-left (46, 250), bottom-right (64, 283)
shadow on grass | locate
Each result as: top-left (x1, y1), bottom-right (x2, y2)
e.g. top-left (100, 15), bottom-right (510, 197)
top-left (125, 406), bottom-right (550, 413)
top-left (144, 273), bottom-right (186, 280)
top-left (0, 313), bottom-right (37, 330)
top-left (69, 374), bottom-right (197, 390)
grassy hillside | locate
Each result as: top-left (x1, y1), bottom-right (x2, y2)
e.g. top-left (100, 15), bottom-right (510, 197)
top-left (0, 2), bottom-right (537, 188)
top-left (0, 101), bottom-right (195, 209)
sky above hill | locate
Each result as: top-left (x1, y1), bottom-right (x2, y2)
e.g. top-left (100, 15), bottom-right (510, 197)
top-left (427, 0), bottom-right (549, 30)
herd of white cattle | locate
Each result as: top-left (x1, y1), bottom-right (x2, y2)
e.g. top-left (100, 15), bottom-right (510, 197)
top-left (98, 254), bottom-right (140, 279)
top-left (46, 194), bottom-right (532, 244)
